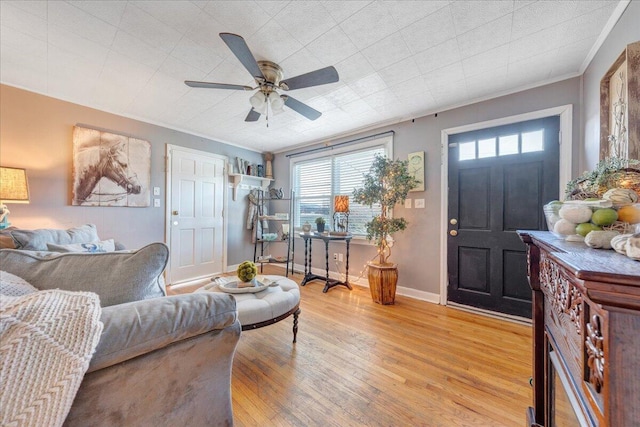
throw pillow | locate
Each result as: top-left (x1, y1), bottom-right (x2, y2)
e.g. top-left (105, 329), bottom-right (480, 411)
top-left (47, 239), bottom-right (116, 253)
top-left (10, 224), bottom-right (100, 251)
top-left (0, 243), bottom-right (169, 307)
top-left (0, 271), bottom-right (38, 299)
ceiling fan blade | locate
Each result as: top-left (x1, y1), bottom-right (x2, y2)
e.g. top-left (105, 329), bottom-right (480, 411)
top-left (280, 66), bottom-right (339, 91)
top-left (219, 33), bottom-right (265, 80)
top-left (245, 108), bottom-right (261, 122)
top-left (283, 96), bottom-right (322, 121)
top-left (185, 80), bottom-right (253, 91)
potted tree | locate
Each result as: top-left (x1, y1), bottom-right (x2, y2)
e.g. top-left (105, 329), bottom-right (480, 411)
top-left (353, 154), bottom-right (418, 304)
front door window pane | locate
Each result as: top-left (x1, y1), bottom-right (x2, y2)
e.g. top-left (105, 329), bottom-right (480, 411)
top-left (522, 130), bottom-right (544, 153)
top-left (459, 141), bottom-right (476, 161)
top-left (478, 138), bottom-right (496, 158)
top-left (499, 134), bottom-right (518, 156)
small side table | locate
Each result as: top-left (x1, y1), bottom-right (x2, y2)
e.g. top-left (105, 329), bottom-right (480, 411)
top-left (299, 232), bottom-right (352, 293)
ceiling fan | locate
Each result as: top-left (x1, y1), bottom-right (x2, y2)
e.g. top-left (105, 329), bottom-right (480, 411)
top-left (185, 33), bottom-right (339, 122)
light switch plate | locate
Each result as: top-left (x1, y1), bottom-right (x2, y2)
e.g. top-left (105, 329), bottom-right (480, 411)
top-left (153, 187), bottom-right (160, 196)
top-left (153, 198), bottom-right (161, 207)
top-left (405, 199), bottom-right (412, 208)
top-left (415, 199), bottom-right (425, 208)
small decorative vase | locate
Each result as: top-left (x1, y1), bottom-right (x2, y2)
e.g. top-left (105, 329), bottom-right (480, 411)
top-left (302, 221), bottom-right (312, 233)
top-left (317, 223), bottom-right (325, 233)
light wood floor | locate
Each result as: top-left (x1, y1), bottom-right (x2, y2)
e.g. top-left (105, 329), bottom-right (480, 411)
top-left (170, 266), bottom-right (532, 427)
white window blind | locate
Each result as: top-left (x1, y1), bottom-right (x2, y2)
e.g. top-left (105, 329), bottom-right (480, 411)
top-left (292, 137), bottom-right (390, 237)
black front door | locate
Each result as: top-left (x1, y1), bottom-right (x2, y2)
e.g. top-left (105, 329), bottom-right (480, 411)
top-left (447, 116), bottom-right (560, 318)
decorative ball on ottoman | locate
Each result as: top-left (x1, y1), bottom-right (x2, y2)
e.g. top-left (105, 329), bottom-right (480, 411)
top-left (237, 261), bottom-right (257, 283)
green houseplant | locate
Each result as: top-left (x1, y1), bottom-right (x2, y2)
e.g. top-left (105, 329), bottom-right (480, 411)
top-left (315, 216), bottom-right (326, 233)
top-left (353, 154), bottom-right (418, 304)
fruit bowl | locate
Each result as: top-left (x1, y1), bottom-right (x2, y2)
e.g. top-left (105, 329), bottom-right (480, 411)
top-left (544, 200), bottom-right (616, 240)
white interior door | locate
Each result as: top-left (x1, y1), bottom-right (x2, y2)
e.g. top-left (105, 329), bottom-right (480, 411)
top-left (168, 147), bottom-right (226, 284)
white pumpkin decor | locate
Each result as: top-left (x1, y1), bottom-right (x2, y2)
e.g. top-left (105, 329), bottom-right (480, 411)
top-left (626, 234), bottom-right (640, 260)
top-left (554, 219), bottom-right (578, 236)
top-left (611, 234), bottom-right (631, 255)
top-left (584, 230), bottom-right (620, 249)
top-left (603, 188), bottom-right (639, 206)
top-left (559, 204), bottom-right (592, 224)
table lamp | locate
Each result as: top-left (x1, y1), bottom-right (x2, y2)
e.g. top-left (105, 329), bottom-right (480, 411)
top-left (333, 195), bottom-right (350, 235)
top-left (0, 167), bottom-right (30, 229)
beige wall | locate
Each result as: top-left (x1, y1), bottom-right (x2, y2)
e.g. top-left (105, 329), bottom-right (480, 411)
top-left (0, 84), bottom-right (262, 264)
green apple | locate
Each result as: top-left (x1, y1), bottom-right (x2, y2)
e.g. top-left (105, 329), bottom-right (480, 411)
top-left (591, 208), bottom-right (618, 226)
top-left (575, 222), bottom-right (601, 237)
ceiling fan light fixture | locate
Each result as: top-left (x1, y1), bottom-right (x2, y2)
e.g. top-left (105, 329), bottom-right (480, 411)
top-left (250, 91), bottom-right (267, 114)
top-left (270, 95), bottom-right (285, 114)
top-left (186, 33), bottom-right (339, 122)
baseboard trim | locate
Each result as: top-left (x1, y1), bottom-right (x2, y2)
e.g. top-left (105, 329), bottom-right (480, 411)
top-left (268, 263), bottom-right (441, 305)
top-left (447, 302), bottom-right (532, 326)
top-left (396, 287), bottom-right (441, 304)
top-left (167, 276), bottom-right (212, 290)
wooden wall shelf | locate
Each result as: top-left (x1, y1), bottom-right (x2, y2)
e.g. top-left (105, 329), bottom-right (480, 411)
top-left (228, 173), bottom-right (272, 201)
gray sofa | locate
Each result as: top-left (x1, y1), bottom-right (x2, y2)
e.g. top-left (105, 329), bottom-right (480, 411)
top-left (0, 228), bottom-right (241, 427)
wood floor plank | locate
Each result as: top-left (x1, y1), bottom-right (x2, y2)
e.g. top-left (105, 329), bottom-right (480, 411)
top-left (169, 267), bottom-right (532, 426)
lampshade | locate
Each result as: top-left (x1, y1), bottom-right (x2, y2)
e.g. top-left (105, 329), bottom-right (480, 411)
top-left (249, 91), bottom-right (268, 114)
top-left (0, 167), bottom-right (30, 203)
top-left (334, 195), bottom-right (349, 213)
top-left (270, 95), bottom-right (285, 114)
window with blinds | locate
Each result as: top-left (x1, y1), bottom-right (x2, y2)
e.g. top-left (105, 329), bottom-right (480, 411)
top-left (291, 136), bottom-right (391, 237)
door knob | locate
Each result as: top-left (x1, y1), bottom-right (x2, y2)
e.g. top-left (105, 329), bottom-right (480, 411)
top-left (450, 218), bottom-right (458, 225)
top-left (172, 210), bottom-right (179, 215)
top-left (449, 230), bottom-right (458, 236)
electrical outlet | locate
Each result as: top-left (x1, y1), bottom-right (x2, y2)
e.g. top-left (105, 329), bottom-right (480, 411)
top-left (153, 186), bottom-right (160, 196)
top-left (338, 253), bottom-right (343, 262)
top-left (405, 199), bottom-right (412, 209)
top-left (153, 198), bottom-right (161, 207)
top-left (415, 198), bottom-right (425, 208)
top-left (333, 253), bottom-right (338, 261)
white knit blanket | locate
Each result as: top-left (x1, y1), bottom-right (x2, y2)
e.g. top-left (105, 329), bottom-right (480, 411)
top-left (0, 290), bottom-right (103, 427)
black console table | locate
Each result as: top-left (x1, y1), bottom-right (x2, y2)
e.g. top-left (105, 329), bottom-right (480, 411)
top-left (299, 233), bottom-right (352, 293)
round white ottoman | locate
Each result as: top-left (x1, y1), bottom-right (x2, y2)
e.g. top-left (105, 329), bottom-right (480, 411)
top-left (196, 275), bottom-right (301, 342)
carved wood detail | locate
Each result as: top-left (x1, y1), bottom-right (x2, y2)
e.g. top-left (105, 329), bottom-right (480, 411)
top-left (586, 314), bottom-right (605, 394)
top-left (568, 285), bottom-right (583, 336)
top-left (539, 252), bottom-right (582, 336)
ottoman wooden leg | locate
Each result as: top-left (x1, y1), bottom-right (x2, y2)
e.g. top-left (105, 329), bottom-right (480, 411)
top-left (293, 308), bottom-right (301, 343)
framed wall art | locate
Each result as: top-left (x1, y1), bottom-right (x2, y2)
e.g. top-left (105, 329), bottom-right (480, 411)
top-left (600, 41), bottom-right (640, 161)
top-left (72, 126), bottom-right (151, 207)
top-left (408, 151), bottom-right (425, 192)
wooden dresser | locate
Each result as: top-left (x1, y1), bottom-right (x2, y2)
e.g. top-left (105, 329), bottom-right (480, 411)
top-left (518, 231), bottom-right (640, 427)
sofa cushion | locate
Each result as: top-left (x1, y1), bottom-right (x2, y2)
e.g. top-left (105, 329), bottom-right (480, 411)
top-left (0, 243), bottom-right (169, 307)
top-left (0, 271), bottom-right (38, 297)
top-left (89, 293), bottom-right (238, 372)
top-left (47, 239), bottom-right (116, 253)
top-left (10, 224), bottom-right (100, 250)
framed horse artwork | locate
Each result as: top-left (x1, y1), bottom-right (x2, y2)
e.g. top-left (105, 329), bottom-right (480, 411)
top-left (72, 126), bottom-right (151, 207)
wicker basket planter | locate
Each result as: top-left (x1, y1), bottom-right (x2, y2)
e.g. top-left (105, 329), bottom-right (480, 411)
top-left (367, 262), bottom-right (398, 305)
top-left (568, 167), bottom-right (640, 200)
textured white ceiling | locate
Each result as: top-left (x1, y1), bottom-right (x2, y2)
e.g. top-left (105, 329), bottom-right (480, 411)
top-left (0, 0), bottom-right (623, 152)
